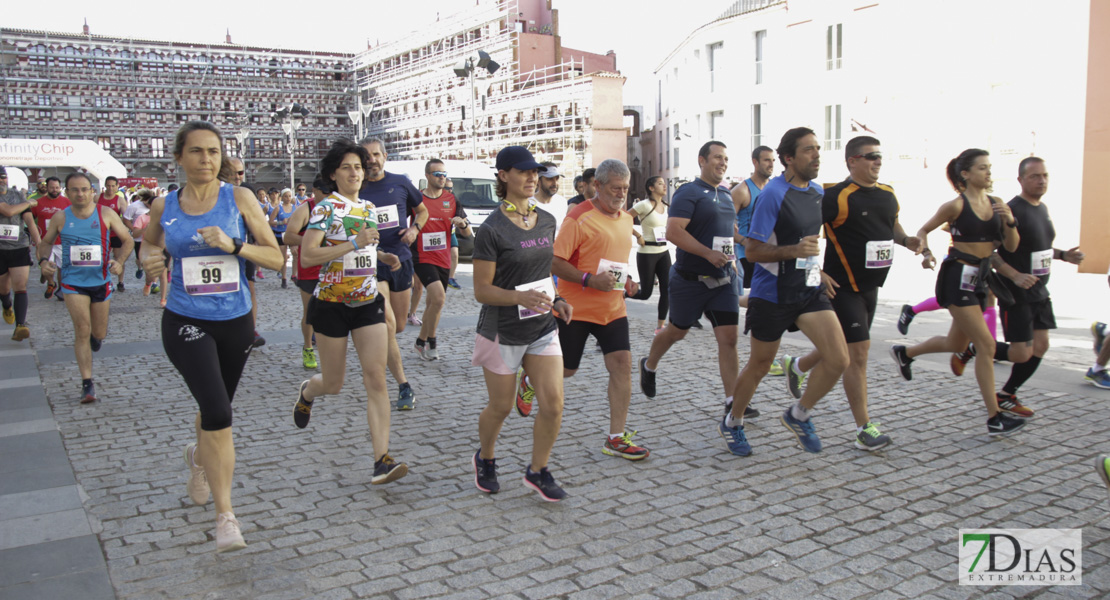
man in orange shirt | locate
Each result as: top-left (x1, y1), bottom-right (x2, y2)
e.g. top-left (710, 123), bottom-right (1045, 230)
top-left (551, 159), bottom-right (649, 460)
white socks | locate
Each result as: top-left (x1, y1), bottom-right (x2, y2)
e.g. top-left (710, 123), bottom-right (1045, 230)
top-left (790, 402), bottom-right (811, 422)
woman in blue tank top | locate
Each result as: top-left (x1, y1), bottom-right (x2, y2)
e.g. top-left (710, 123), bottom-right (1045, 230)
top-left (139, 121), bottom-right (283, 554)
top-left (269, 188), bottom-right (296, 288)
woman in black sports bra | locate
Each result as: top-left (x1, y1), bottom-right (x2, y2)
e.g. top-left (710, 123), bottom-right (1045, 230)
top-left (889, 149), bottom-right (1026, 437)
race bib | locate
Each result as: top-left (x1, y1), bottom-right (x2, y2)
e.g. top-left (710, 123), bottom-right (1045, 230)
top-left (1031, 249), bottom-right (1052, 276)
top-left (795, 256), bottom-right (822, 287)
top-left (342, 245), bottom-right (377, 277)
top-left (182, 255), bottom-right (240, 295)
top-left (865, 240), bottom-right (894, 268)
top-left (515, 278), bottom-right (556, 319)
top-left (713, 236), bottom-right (734, 258)
top-left (374, 205), bottom-right (400, 230)
top-left (596, 259), bottom-right (628, 292)
top-left (959, 265), bottom-right (980, 292)
top-left (0, 224), bottom-right (18, 241)
top-left (421, 231), bottom-right (447, 252)
top-left (652, 226), bottom-right (667, 243)
top-left (69, 245), bottom-right (102, 267)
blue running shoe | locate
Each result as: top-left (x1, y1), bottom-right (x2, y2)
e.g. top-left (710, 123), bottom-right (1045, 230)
top-left (718, 416), bottom-right (752, 456)
top-left (780, 407), bottom-right (822, 453)
top-left (1085, 367), bottom-right (1110, 390)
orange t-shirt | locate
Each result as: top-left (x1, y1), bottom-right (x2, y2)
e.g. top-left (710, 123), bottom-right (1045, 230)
top-left (554, 201), bottom-right (634, 326)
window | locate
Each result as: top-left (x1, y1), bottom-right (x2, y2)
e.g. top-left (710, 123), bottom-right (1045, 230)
top-left (665, 127), bottom-right (671, 170)
top-left (68, 96), bottom-right (81, 119)
top-left (122, 98), bottom-right (134, 109)
top-left (124, 137), bottom-right (138, 156)
top-left (709, 111), bottom-right (724, 140)
top-left (152, 138), bottom-right (165, 158)
top-left (674, 147), bottom-right (680, 169)
top-left (96, 110), bottom-right (109, 120)
top-left (826, 24), bottom-right (843, 70)
top-left (824, 104), bottom-right (842, 150)
top-left (7, 94), bottom-right (21, 105)
top-left (8, 109), bottom-right (23, 118)
top-left (39, 110), bottom-right (51, 118)
top-left (97, 136), bottom-right (111, 151)
top-left (754, 30), bottom-right (766, 84)
top-left (38, 95), bottom-right (50, 106)
top-left (224, 139), bottom-right (237, 157)
top-left (708, 42), bottom-right (723, 93)
top-left (751, 104), bottom-right (763, 148)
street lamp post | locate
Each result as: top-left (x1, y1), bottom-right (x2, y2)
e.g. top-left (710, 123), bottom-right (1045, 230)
top-left (273, 102), bottom-right (310, 190)
top-left (346, 87), bottom-right (375, 142)
top-left (452, 50), bottom-right (500, 160)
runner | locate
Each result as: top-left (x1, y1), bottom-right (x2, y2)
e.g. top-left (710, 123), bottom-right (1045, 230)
top-left (253, 187), bottom-right (270, 280)
top-left (38, 172), bottom-right (133, 403)
top-left (473, 145), bottom-right (571, 501)
top-left (269, 188), bottom-right (296, 288)
top-left (720, 127), bottom-right (849, 456)
top-left (139, 121), bottom-right (283, 552)
top-left (122, 189), bottom-right (167, 304)
top-left (445, 178), bottom-right (463, 290)
top-left (628, 176), bottom-right (671, 334)
top-left (552, 158), bottom-right (650, 460)
top-left (412, 159), bottom-right (471, 365)
top-left (358, 137), bottom-right (427, 411)
top-left (97, 176), bottom-right (129, 292)
top-left (30, 177), bottom-right (70, 300)
top-left (638, 141), bottom-right (751, 418)
top-left (224, 160), bottom-right (264, 347)
top-left (283, 177), bottom-right (326, 369)
top-left (776, 136), bottom-right (921, 450)
top-left (534, 162), bottom-right (568, 234)
top-left (0, 167), bottom-right (40, 341)
top-left (889, 148), bottom-right (1027, 436)
top-left (292, 139), bottom-right (408, 486)
top-left (1089, 319), bottom-right (1110, 389)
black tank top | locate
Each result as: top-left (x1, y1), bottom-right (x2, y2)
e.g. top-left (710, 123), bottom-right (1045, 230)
top-left (949, 193), bottom-right (1003, 243)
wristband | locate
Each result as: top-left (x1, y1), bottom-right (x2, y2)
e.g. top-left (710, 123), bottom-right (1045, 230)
top-left (553, 296), bottom-right (564, 305)
top-left (38, 256), bottom-right (47, 265)
top-left (582, 272), bottom-right (591, 289)
top-left (351, 238), bottom-right (361, 251)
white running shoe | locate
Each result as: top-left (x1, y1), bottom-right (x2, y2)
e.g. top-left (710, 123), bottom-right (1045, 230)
top-left (216, 512), bottom-right (247, 553)
top-left (184, 443), bottom-right (210, 506)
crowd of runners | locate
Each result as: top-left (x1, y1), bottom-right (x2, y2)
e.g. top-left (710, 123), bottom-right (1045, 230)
top-left (3, 119), bottom-right (1109, 554)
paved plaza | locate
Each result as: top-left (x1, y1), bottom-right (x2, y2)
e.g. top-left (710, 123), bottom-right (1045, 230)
top-left (1, 264), bottom-right (1109, 599)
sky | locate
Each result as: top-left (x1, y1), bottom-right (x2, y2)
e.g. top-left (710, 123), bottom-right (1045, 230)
top-left (3, 0), bottom-right (735, 126)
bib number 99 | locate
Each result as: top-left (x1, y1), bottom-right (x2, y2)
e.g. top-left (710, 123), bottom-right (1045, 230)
top-left (201, 268), bottom-right (222, 284)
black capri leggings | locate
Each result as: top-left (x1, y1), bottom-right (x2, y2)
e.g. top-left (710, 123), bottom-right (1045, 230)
top-left (630, 251), bottom-right (672, 321)
top-left (162, 310), bottom-right (254, 431)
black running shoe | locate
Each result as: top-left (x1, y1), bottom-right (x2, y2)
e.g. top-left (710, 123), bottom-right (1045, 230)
top-left (252, 332), bottom-right (266, 348)
top-left (690, 319), bottom-right (704, 330)
top-left (293, 380), bottom-right (313, 428)
top-left (372, 454), bottom-right (408, 484)
top-left (639, 357), bottom-right (656, 398)
top-left (897, 304), bottom-right (915, 335)
top-left (116, 282), bottom-right (125, 292)
top-left (473, 450), bottom-right (499, 493)
top-left (725, 399), bottom-right (759, 419)
top-left (81, 381), bottom-right (97, 404)
top-left (987, 412), bottom-right (1026, 437)
top-left (523, 465), bottom-right (566, 502)
top-left (890, 345), bottom-right (913, 381)
top-left (89, 335), bottom-right (102, 352)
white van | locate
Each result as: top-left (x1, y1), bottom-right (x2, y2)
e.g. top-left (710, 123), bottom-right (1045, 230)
top-left (386, 159), bottom-right (498, 257)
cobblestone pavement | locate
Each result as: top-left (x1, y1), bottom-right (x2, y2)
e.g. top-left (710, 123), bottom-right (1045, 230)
top-left (10, 264), bottom-right (1110, 599)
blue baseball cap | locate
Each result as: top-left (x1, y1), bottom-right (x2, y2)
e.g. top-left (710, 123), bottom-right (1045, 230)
top-left (495, 146), bottom-right (543, 172)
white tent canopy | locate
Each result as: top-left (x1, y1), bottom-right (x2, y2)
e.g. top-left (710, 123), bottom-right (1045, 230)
top-left (0, 139), bottom-right (127, 184)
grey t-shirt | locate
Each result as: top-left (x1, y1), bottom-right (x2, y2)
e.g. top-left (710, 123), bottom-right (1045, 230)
top-left (0, 188), bottom-right (30, 249)
top-left (473, 208), bottom-right (557, 345)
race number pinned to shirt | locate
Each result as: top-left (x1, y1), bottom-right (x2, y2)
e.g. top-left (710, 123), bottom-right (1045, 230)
top-left (865, 240), bottom-right (894, 268)
top-left (795, 256), bottom-right (822, 287)
top-left (959, 265), bottom-right (980, 292)
top-left (374, 205), bottom-right (400, 230)
top-left (1031, 249), bottom-right (1052, 276)
top-left (182, 255), bottom-right (240, 295)
top-left (652, 226), bottom-right (667, 243)
top-left (0, 224), bottom-right (19, 241)
top-left (421, 231), bottom-right (447, 252)
top-left (712, 236), bottom-right (734, 258)
top-left (69, 245), bottom-right (102, 267)
top-left (515, 278), bottom-right (556, 319)
top-left (596, 259), bottom-right (629, 292)
top-left (342, 245), bottom-right (377, 277)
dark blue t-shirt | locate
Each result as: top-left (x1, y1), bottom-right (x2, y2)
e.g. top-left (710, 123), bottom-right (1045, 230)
top-left (358, 172), bottom-right (423, 262)
top-left (670, 177), bottom-right (736, 277)
top-left (747, 174), bottom-right (824, 304)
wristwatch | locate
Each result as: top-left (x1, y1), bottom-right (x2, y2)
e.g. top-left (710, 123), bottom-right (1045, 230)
top-left (231, 237), bottom-right (244, 255)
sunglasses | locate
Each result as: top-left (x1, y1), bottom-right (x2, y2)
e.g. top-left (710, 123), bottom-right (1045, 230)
top-left (431, 171), bottom-right (448, 177)
top-left (851, 152), bottom-right (882, 161)
top-left (236, 170), bottom-right (245, 175)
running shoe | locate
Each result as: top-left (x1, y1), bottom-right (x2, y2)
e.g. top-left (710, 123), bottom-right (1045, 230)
top-left (256, 270), bottom-right (264, 280)
top-left (1085, 367), bottom-right (1110, 389)
top-left (639, 357), bottom-right (656, 398)
top-left (215, 512), bottom-right (247, 553)
top-left (724, 399), bottom-right (760, 419)
top-left (2, 306), bottom-right (13, 325)
top-left (515, 367), bottom-right (535, 417)
top-left (302, 347), bottom-right (318, 369)
top-left (996, 392), bottom-right (1035, 418)
top-left (89, 335), bottom-right (102, 352)
top-left (143, 283), bottom-right (152, 296)
top-left (281, 278), bottom-right (287, 289)
top-left (407, 314), bottom-right (422, 326)
top-left (523, 466), bottom-right (566, 502)
top-left (425, 344), bottom-right (439, 361)
top-left (11, 324), bottom-right (30, 342)
top-left (150, 281), bottom-right (160, 294)
top-left (44, 281), bottom-right (56, 299)
top-left (55, 288), bottom-right (63, 301)
top-left (951, 343), bottom-right (975, 376)
top-left (397, 383), bottom-right (415, 411)
top-left (117, 282), bottom-right (125, 292)
top-left (293, 380), bottom-right (313, 428)
top-left (447, 278), bottom-right (462, 290)
top-left (135, 267), bottom-right (143, 279)
top-left (690, 319), bottom-right (704, 329)
top-left (780, 407), bottom-right (822, 453)
top-left (897, 304), bottom-right (916, 335)
top-left (80, 380), bottom-right (97, 404)
top-left (184, 443), bottom-right (210, 505)
top-left (718, 416), bottom-right (752, 457)
top-left (1096, 455), bottom-right (1110, 498)
top-left (855, 422), bottom-right (892, 451)
top-left (252, 332), bottom-right (266, 348)
top-left (890, 345), bottom-right (913, 381)
top-left (1093, 322), bottom-right (1108, 354)
top-left (768, 358), bottom-right (784, 377)
top-left (783, 354), bottom-right (806, 400)
top-left (414, 341), bottom-right (431, 361)
top-left (371, 453), bottom-right (408, 484)
top-left (602, 431), bottom-right (650, 460)
top-left (653, 327), bottom-right (664, 336)
top-left (473, 450), bottom-right (499, 493)
top-left (987, 412), bottom-right (1026, 437)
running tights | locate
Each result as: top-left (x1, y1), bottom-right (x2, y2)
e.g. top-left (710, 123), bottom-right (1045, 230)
top-left (161, 310), bottom-right (254, 431)
top-left (631, 251), bottom-right (671, 321)
top-left (912, 297), bottom-right (998, 338)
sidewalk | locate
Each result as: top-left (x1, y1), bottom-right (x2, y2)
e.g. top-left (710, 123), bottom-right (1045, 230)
top-left (3, 268), bottom-right (1109, 599)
